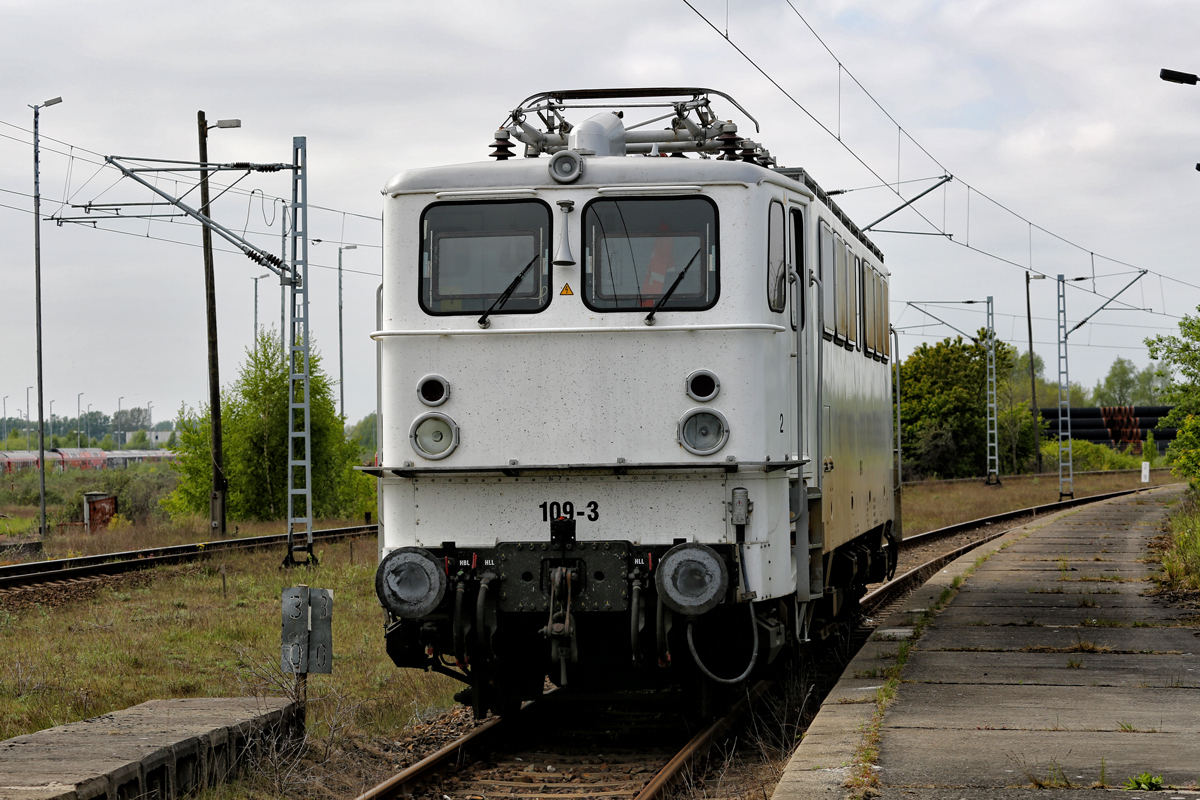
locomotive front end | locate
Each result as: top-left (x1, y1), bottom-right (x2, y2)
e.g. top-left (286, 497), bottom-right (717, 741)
top-left (367, 89), bottom-right (896, 716)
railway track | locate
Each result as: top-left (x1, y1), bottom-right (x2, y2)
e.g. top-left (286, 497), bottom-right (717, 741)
top-left (0, 524), bottom-right (377, 591)
top-left (0, 485), bottom-right (1147, 594)
top-left (353, 486), bottom-right (1154, 800)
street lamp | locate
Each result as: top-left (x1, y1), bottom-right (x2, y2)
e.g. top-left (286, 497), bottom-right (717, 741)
top-left (32, 95), bottom-right (61, 538)
top-left (48, 400), bottom-right (54, 443)
top-left (251, 273), bottom-right (270, 355)
top-left (87, 403), bottom-right (92, 446)
top-left (198, 111), bottom-right (240, 537)
top-left (77, 392), bottom-right (83, 448)
top-left (147, 401), bottom-right (153, 446)
top-left (1161, 68), bottom-right (1199, 85)
top-left (25, 386), bottom-right (32, 450)
top-left (118, 396), bottom-right (123, 448)
top-left (1161, 69), bottom-right (1200, 170)
top-left (2, 396), bottom-right (7, 443)
top-left (1026, 272), bottom-right (1046, 472)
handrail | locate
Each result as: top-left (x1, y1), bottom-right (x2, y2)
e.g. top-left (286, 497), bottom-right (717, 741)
top-left (371, 323), bottom-right (786, 338)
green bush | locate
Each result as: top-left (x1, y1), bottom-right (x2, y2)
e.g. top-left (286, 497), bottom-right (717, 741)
top-left (1038, 439), bottom-right (1143, 472)
top-left (0, 463), bottom-right (178, 525)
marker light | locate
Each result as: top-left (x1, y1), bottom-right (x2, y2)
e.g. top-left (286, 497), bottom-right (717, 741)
top-left (656, 542), bottom-right (729, 615)
top-left (678, 408), bottom-right (729, 455)
top-left (376, 547), bottom-right (447, 618)
top-left (410, 412), bottom-right (459, 459)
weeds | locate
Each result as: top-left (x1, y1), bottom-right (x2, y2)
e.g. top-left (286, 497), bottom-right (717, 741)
top-left (1123, 772), bottom-right (1164, 790)
top-left (1066, 658), bottom-right (1083, 669)
top-left (1076, 594), bottom-right (1098, 607)
top-left (1160, 494), bottom-right (1200, 590)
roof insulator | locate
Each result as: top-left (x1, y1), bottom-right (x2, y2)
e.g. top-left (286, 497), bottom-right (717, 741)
top-left (490, 129), bottom-right (515, 161)
top-left (715, 122), bottom-right (741, 160)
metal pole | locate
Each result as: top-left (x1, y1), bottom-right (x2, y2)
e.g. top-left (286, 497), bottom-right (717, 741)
top-left (3, 396), bottom-right (7, 443)
top-left (147, 401), bottom-right (153, 445)
top-left (49, 401), bottom-right (53, 442)
top-left (31, 99), bottom-right (56, 540)
top-left (77, 392), bottom-right (82, 448)
top-left (26, 387), bottom-right (32, 451)
top-left (198, 110), bottom-right (227, 537)
top-left (118, 396), bottom-right (123, 447)
top-left (1026, 272), bottom-right (1041, 473)
top-left (87, 404), bottom-right (91, 446)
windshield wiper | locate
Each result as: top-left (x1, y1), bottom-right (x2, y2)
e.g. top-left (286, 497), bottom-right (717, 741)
top-left (477, 253), bottom-right (539, 329)
top-left (644, 248), bottom-right (702, 326)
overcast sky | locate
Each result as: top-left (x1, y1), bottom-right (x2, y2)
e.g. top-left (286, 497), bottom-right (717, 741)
top-left (2, 0), bottom-right (1198, 433)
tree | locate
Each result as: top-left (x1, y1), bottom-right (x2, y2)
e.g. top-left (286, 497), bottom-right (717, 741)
top-left (346, 412), bottom-right (377, 460)
top-left (1092, 356), bottom-right (1138, 406)
top-left (162, 331), bottom-right (370, 522)
top-left (1146, 309), bottom-right (1200, 479)
top-left (899, 330), bottom-right (1018, 478)
top-left (1133, 361), bottom-right (1171, 406)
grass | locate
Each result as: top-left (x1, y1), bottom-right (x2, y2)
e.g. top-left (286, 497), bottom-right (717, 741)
top-left (0, 534), bottom-right (458, 745)
top-left (900, 470), bottom-right (1177, 537)
top-left (1159, 494), bottom-right (1200, 591)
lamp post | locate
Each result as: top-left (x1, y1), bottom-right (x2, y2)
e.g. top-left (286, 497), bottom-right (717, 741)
top-left (48, 400), bottom-right (54, 443)
top-left (338, 244), bottom-right (356, 419)
top-left (26, 386), bottom-right (32, 450)
top-left (32, 95), bottom-right (61, 538)
top-left (87, 403), bottom-right (92, 446)
top-left (77, 392), bottom-right (83, 448)
top-left (147, 401), bottom-right (153, 446)
top-left (118, 396), bottom-right (123, 447)
top-left (251, 273), bottom-right (270, 355)
top-left (2, 396), bottom-right (7, 444)
top-left (198, 111), bottom-right (240, 537)
top-left (1026, 272), bottom-right (1046, 472)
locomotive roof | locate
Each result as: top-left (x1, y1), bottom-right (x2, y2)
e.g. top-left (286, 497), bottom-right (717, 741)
top-left (384, 157), bottom-right (884, 264)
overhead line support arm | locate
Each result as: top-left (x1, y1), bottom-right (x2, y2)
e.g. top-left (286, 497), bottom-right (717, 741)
top-left (104, 156), bottom-right (290, 279)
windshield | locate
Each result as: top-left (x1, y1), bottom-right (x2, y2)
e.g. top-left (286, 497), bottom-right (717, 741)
top-left (420, 201), bottom-right (550, 315)
top-left (582, 197), bottom-right (718, 312)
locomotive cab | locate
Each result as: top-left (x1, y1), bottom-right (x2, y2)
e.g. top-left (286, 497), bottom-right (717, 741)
top-left (366, 88), bottom-right (897, 717)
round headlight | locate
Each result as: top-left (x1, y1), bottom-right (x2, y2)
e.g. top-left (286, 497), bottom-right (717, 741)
top-left (655, 542), bottom-right (729, 616)
top-left (678, 408), bottom-right (729, 456)
top-left (376, 547), bottom-right (446, 618)
top-left (410, 412), bottom-right (459, 460)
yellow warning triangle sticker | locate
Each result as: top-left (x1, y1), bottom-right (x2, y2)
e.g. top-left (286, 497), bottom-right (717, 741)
top-left (560, 283), bottom-right (574, 296)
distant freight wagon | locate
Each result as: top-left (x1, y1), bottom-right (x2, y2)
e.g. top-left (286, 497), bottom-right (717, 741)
top-left (0, 449), bottom-right (175, 474)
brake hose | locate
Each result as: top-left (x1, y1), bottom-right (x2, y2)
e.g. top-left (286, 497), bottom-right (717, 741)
top-left (686, 602), bottom-right (759, 685)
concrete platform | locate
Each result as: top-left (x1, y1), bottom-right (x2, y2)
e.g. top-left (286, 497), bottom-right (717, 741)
top-left (0, 697), bottom-right (297, 800)
top-left (774, 485), bottom-right (1200, 798)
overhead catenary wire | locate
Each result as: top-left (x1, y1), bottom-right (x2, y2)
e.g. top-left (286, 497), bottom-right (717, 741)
top-left (678, 1), bottom-right (1200, 311)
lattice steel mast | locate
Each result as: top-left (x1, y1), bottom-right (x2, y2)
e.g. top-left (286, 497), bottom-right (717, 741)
top-left (60, 140), bottom-right (314, 564)
top-left (985, 295), bottom-right (1000, 485)
top-left (1056, 275), bottom-right (1074, 501)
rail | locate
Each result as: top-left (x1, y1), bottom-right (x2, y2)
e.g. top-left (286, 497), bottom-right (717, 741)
top-left (0, 524), bottom-right (377, 590)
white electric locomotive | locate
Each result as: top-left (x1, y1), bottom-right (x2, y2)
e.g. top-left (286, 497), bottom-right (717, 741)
top-left (367, 88), bottom-right (898, 717)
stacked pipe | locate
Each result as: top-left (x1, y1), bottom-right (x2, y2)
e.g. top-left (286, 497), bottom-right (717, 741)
top-left (1039, 406), bottom-right (1176, 455)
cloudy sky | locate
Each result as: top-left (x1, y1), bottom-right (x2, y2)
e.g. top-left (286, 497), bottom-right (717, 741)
top-left (2, 0), bottom-right (1198, 433)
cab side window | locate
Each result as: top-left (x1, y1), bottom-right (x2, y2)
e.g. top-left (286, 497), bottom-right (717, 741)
top-left (819, 221), bottom-right (835, 338)
top-left (767, 201), bottom-right (786, 313)
top-left (790, 208), bottom-right (804, 330)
